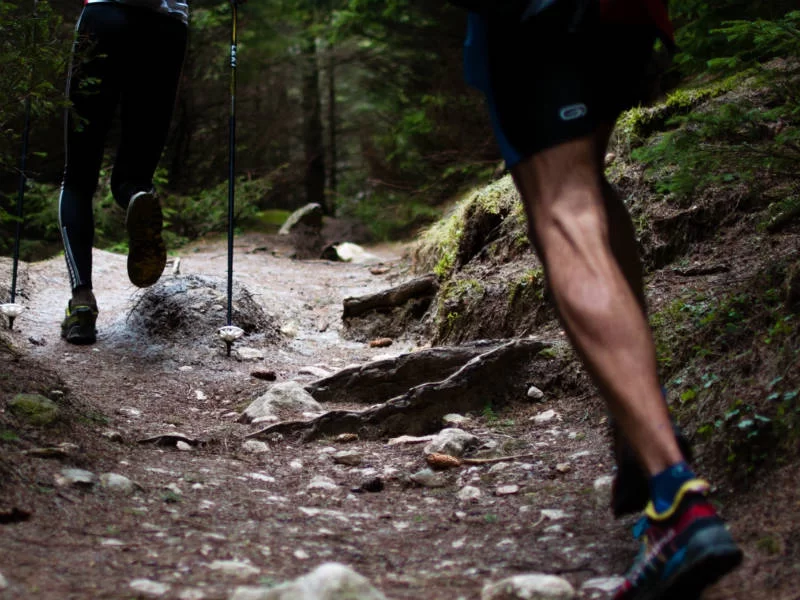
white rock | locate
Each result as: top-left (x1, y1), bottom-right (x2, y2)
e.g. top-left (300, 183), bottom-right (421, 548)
top-left (456, 486), bottom-right (482, 503)
top-left (307, 476), bottom-right (339, 491)
top-left (593, 475), bottom-right (614, 508)
top-left (580, 577), bottom-right (625, 598)
top-left (332, 451), bottom-right (362, 466)
top-left (195, 390), bottom-right (208, 401)
top-left (242, 440), bottom-right (270, 454)
top-left (423, 428), bottom-right (480, 458)
top-left (247, 473), bottom-right (276, 483)
top-left (293, 549), bottom-right (310, 560)
top-left (130, 579), bottom-right (170, 597)
top-left (531, 410), bottom-right (558, 425)
top-left (410, 468), bottom-right (447, 488)
top-left (443, 414), bottom-right (471, 426)
top-left (527, 386), bottom-right (545, 400)
top-left (178, 588), bottom-right (207, 600)
top-left (177, 441), bottom-right (193, 451)
top-left (541, 509), bottom-right (569, 521)
top-left (118, 407), bottom-right (142, 418)
top-left (237, 347), bottom-right (265, 361)
top-left (496, 485), bottom-right (520, 496)
top-left (56, 468), bottom-right (96, 488)
top-left (99, 473), bottom-right (137, 494)
top-left (332, 242), bottom-right (381, 264)
top-left (229, 562), bottom-right (387, 600)
top-left (208, 560), bottom-right (261, 577)
top-left (0, 572), bottom-right (7, 589)
top-left (481, 574), bottom-right (575, 600)
top-left (289, 460), bottom-right (303, 470)
top-left (298, 366), bottom-right (333, 378)
top-left (280, 322), bottom-right (299, 338)
top-left (243, 381), bottom-right (323, 421)
top-left (489, 462), bottom-right (510, 474)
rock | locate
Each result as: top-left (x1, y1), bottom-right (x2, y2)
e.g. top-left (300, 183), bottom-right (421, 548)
top-left (99, 473), bottom-right (137, 495)
top-left (298, 366), bottom-right (334, 378)
top-left (237, 347), bottom-right (265, 361)
top-left (332, 451), bottom-right (362, 466)
top-left (526, 386), bottom-right (545, 401)
top-left (251, 369), bottom-right (277, 381)
top-left (177, 441), bottom-right (193, 452)
top-left (242, 440), bottom-right (270, 454)
top-left (308, 476), bottom-right (339, 491)
top-left (593, 475), bottom-right (614, 508)
top-left (209, 560), bottom-right (261, 577)
top-left (178, 588), bottom-right (207, 600)
top-left (8, 393), bottom-right (60, 426)
top-left (496, 485), bottom-right (520, 496)
top-left (129, 579), bottom-right (170, 597)
top-left (102, 430), bottom-right (124, 442)
top-left (322, 242), bottom-right (381, 264)
top-left (541, 509), bottom-right (569, 521)
top-left (0, 572), bottom-right (7, 589)
top-left (368, 338), bottom-right (393, 348)
top-left (352, 477), bottom-right (384, 493)
top-left (580, 577), bottom-right (625, 598)
top-left (55, 468), bottom-right (96, 488)
top-left (456, 486), bottom-right (482, 503)
top-left (242, 381), bottom-right (323, 422)
top-left (555, 463), bottom-right (571, 474)
top-left (410, 468), bottom-right (447, 488)
top-left (387, 434), bottom-right (436, 446)
top-left (423, 428), bottom-right (480, 458)
top-left (281, 322), bottom-right (299, 338)
top-left (531, 409), bottom-right (558, 425)
top-left (335, 433), bottom-right (359, 443)
top-left (230, 562), bottom-right (387, 600)
top-left (278, 203), bottom-right (323, 235)
top-left (605, 152), bottom-right (616, 165)
top-left (482, 574), bottom-right (575, 600)
top-left (443, 414), bottom-right (471, 426)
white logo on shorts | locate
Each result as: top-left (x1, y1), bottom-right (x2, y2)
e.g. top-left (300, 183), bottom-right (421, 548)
top-left (559, 103), bottom-right (588, 121)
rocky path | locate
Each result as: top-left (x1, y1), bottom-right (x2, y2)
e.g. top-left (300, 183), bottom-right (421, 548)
top-left (0, 234), bottom-right (787, 599)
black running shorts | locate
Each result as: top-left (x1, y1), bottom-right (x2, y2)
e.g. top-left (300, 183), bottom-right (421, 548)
top-left (464, 2), bottom-right (658, 167)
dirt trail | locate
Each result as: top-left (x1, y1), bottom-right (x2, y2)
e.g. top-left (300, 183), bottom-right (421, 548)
top-left (0, 234), bottom-right (794, 599)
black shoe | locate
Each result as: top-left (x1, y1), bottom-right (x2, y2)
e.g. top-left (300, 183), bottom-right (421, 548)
top-left (611, 421), bottom-right (694, 518)
top-left (126, 190), bottom-right (166, 288)
top-left (61, 300), bottom-right (98, 345)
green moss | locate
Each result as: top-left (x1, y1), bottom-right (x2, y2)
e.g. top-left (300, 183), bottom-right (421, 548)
top-left (8, 393), bottom-right (60, 427)
top-left (507, 268), bottom-right (544, 305)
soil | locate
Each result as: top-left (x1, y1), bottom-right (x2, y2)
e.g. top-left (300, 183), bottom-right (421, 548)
top-left (1, 232), bottom-right (798, 600)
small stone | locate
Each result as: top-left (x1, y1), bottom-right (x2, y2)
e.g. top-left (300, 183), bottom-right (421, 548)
top-left (289, 460), bottom-right (303, 470)
top-left (410, 468), bottom-right (447, 488)
top-left (195, 390), bottom-right (207, 401)
top-left (307, 476), bottom-right (339, 491)
top-left (481, 574), bottom-right (575, 599)
top-left (593, 475), bottom-right (614, 508)
top-left (531, 409), bottom-right (558, 425)
top-left (298, 366), bottom-right (333, 378)
top-left (580, 577), bottom-right (625, 598)
top-left (129, 579), bottom-right (170, 597)
top-left (423, 428), bottom-right (480, 458)
top-left (164, 483), bottom-right (183, 496)
top-left (177, 588), bottom-right (206, 600)
top-left (555, 463), bottom-right (571, 474)
top-left (489, 463), bottom-right (510, 474)
top-left (99, 473), bottom-right (137, 495)
top-left (0, 572), bottom-right (7, 589)
top-left (456, 486), bottom-right (482, 503)
top-left (251, 369), bottom-right (277, 381)
top-left (293, 549), bottom-right (310, 560)
top-left (208, 560), bottom-right (260, 577)
top-left (332, 450), bottom-right (362, 466)
top-left (236, 347), bottom-right (265, 361)
top-left (8, 394), bottom-right (60, 426)
top-left (541, 509), bottom-right (568, 521)
top-left (176, 441), bottom-right (193, 452)
top-left (102, 430), bottom-right (123, 442)
top-left (605, 152), bottom-right (617, 165)
top-left (241, 440), bottom-right (269, 454)
top-left (443, 413), bottom-right (471, 426)
top-left (368, 337), bottom-right (393, 348)
top-left (352, 477), bottom-right (384, 493)
top-left (118, 407), bottom-right (142, 418)
top-left (569, 450), bottom-right (592, 460)
top-left (335, 433), bottom-right (359, 443)
top-left (178, 366), bottom-right (193, 372)
top-left (280, 322), bottom-right (299, 338)
top-left (56, 468), bottom-right (96, 488)
top-left (496, 485), bottom-right (520, 496)
top-left (527, 386), bottom-right (545, 401)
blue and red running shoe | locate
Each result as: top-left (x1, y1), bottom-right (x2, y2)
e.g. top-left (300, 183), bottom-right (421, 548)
top-left (613, 479), bottom-right (742, 600)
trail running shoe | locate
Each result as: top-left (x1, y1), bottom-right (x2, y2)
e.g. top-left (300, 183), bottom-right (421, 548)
top-left (613, 479), bottom-right (743, 600)
top-left (611, 421), bottom-right (694, 518)
top-left (61, 300), bottom-right (98, 345)
top-left (126, 190), bottom-right (166, 288)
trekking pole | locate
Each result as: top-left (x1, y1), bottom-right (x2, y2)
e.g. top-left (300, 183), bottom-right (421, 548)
top-left (217, 0), bottom-right (243, 356)
top-left (2, 0), bottom-right (37, 330)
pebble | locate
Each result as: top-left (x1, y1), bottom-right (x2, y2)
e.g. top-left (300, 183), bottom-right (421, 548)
top-left (593, 475), bottom-right (614, 508)
top-left (298, 366), bottom-right (333, 378)
top-left (541, 509), bottom-right (569, 521)
top-left (580, 577), bottom-right (625, 598)
top-left (456, 486), bottom-right (482, 503)
top-left (102, 430), bottom-right (123, 442)
top-left (555, 463), bottom-right (571, 473)
top-left (129, 579), bottom-right (170, 597)
top-left (496, 485), bottom-right (520, 496)
top-left (55, 468), bottom-right (96, 488)
top-left (0, 572), bottom-right (7, 589)
top-left (176, 441), bottom-right (193, 452)
top-left (177, 588), bottom-right (207, 600)
top-left (443, 413), bottom-right (471, 426)
top-left (482, 574), bottom-right (575, 599)
top-left (332, 450), bottom-right (362, 466)
top-left (237, 347), bottom-right (265, 361)
top-left (531, 409), bottom-right (558, 424)
top-left (208, 560), bottom-right (260, 577)
top-left (99, 473), bottom-right (137, 495)
top-left (307, 476), bottom-right (339, 491)
top-left (527, 385), bottom-right (545, 400)
top-left (410, 468), bottom-right (447, 488)
top-left (242, 440), bottom-right (269, 454)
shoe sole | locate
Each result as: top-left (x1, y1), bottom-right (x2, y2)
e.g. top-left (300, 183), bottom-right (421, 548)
top-left (126, 191), bottom-right (166, 288)
top-left (649, 526), bottom-right (743, 600)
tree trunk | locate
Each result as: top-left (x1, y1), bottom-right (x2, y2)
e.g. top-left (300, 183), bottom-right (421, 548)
top-left (327, 48), bottom-right (337, 214)
top-left (301, 28), bottom-right (327, 213)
